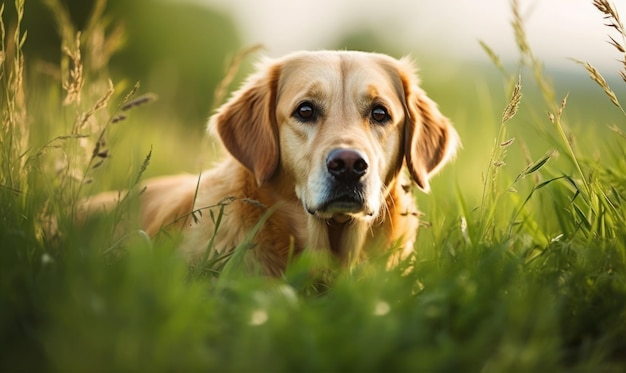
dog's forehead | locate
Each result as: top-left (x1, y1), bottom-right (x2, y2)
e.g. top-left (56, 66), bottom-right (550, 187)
top-left (276, 51), bottom-right (402, 100)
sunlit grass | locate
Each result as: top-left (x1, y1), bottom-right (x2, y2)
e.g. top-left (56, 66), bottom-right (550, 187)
top-left (1, 0), bottom-right (626, 372)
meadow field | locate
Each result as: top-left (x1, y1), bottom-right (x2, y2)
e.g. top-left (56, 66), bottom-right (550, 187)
top-left (1, 0), bottom-right (626, 371)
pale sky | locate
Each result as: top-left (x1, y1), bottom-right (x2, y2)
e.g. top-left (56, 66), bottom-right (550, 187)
top-left (193, 0), bottom-right (626, 72)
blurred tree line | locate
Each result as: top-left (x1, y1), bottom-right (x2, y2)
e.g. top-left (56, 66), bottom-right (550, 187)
top-left (5, 0), bottom-right (242, 127)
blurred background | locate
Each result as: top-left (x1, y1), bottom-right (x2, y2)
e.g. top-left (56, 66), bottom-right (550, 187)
top-left (4, 0), bottom-right (626, 208)
top-left (203, 0), bottom-right (625, 71)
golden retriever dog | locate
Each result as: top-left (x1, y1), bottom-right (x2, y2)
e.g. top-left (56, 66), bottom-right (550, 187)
top-left (83, 50), bottom-right (459, 275)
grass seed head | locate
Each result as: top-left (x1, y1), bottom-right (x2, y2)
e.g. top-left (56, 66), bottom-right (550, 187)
top-left (502, 76), bottom-right (522, 124)
top-left (120, 93), bottom-right (158, 111)
top-left (575, 60), bottom-right (622, 109)
top-left (62, 32), bottom-right (84, 106)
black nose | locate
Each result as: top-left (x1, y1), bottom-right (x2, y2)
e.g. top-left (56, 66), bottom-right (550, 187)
top-left (326, 148), bottom-right (368, 183)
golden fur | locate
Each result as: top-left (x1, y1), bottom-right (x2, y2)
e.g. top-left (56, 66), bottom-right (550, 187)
top-left (83, 51), bottom-right (459, 275)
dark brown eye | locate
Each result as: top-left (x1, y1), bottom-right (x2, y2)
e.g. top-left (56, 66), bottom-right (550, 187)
top-left (294, 102), bottom-right (316, 122)
top-left (371, 106), bottom-right (390, 124)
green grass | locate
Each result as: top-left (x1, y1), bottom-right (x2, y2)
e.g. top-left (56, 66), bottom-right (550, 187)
top-left (2, 0), bottom-right (626, 371)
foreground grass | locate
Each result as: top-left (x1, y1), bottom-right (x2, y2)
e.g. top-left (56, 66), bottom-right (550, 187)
top-left (3, 210), bottom-right (625, 372)
top-left (2, 0), bottom-right (626, 371)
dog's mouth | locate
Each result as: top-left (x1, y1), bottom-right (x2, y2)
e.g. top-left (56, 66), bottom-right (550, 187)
top-left (306, 189), bottom-right (373, 218)
top-left (321, 194), bottom-right (365, 213)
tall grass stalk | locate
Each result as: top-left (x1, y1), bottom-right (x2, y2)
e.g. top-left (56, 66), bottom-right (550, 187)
top-left (512, 0), bottom-right (591, 198)
top-left (0, 0), bottom-right (28, 191)
top-left (478, 75), bottom-right (521, 240)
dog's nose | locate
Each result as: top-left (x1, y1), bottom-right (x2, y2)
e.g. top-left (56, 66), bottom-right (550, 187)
top-left (326, 148), bottom-right (368, 182)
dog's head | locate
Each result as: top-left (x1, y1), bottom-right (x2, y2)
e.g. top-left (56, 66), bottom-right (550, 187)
top-left (211, 51), bottom-right (458, 222)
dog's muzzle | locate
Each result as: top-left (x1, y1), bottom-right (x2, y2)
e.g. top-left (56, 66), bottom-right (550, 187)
top-left (306, 148), bottom-right (374, 217)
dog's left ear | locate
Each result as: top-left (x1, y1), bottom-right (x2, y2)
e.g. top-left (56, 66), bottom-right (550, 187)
top-left (210, 59), bottom-right (281, 186)
top-left (398, 58), bottom-right (459, 192)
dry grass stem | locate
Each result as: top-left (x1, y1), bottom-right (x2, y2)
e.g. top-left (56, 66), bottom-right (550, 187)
top-left (511, 0), bottom-right (531, 61)
top-left (479, 40), bottom-right (505, 75)
top-left (43, 0), bottom-right (76, 49)
top-left (84, 0), bottom-right (126, 73)
top-left (84, 0), bottom-right (107, 36)
top-left (609, 124), bottom-right (626, 139)
top-left (74, 78), bottom-right (115, 132)
top-left (509, 0), bottom-right (556, 107)
top-left (63, 32), bottom-right (84, 106)
top-left (212, 44), bottom-right (264, 110)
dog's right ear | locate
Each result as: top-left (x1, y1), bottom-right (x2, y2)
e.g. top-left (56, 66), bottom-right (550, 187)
top-left (397, 57), bottom-right (459, 192)
top-left (210, 60), bottom-right (281, 186)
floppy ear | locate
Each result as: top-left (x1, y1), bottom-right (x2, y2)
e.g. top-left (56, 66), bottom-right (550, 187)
top-left (399, 59), bottom-right (459, 192)
top-left (210, 60), bottom-right (281, 186)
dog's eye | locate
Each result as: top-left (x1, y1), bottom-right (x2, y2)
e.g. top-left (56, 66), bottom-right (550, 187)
top-left (371, 106), bottom-right (390, 124)
top-left (294, 102), bottom-right (317, 122)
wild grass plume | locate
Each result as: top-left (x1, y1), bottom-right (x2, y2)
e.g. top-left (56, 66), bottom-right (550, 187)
top-left (579, 0), bottom-right (626, 116)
